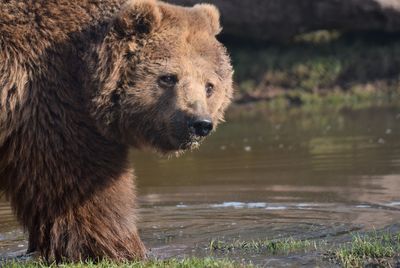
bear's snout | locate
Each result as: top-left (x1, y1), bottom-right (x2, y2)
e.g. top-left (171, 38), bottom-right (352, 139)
top-left (188, 117), bottom-right (213, 137)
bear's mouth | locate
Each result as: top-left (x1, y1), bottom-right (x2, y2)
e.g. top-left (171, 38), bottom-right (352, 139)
top-left (145, 119), bottom-right (208, 153)
top-left (179, 139), bottom-right (201, 150)
top-left (169, 134), bottom-right (203, 151)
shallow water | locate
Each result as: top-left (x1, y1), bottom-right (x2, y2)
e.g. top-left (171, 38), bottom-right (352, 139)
top-left (1, 106), bottom-right (400, 266)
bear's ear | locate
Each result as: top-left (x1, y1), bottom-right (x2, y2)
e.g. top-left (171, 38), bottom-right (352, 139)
top-left (114, 0), bottom-right (162, 37)
top-left (193, 4), bottom-right (221, 35)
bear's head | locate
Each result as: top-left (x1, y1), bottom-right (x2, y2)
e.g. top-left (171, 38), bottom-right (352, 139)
top-left (89, 0), bottom-right (233, 153)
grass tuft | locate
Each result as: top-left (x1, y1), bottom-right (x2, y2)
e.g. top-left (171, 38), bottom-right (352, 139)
top-left (210, 237), bottom-right (319, 254)
top-left (330, 232), bottom-right (400, 267)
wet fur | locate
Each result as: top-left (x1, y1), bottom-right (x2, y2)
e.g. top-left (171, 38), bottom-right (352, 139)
top-left (0, 0), bottom-right (232, 262)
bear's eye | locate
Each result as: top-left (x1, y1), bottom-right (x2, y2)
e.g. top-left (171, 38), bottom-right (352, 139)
top-left (158, 74), bottom-right (178, 88)
top-left (206, 83), bottom-right (215, 98)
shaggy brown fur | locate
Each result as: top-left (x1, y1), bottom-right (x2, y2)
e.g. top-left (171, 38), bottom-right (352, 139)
top-left (0, 0), bottom-right (233, 262)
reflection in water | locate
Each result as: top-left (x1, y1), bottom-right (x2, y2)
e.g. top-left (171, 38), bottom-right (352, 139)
top-left (1, 107), bottom-right (400, 265)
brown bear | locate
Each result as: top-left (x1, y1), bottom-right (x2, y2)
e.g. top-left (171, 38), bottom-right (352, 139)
top-left (0, 0), bottom-right (233, 262)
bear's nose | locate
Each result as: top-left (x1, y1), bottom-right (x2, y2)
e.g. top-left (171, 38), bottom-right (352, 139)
top-left (189, 118), bottom-right (213, 137)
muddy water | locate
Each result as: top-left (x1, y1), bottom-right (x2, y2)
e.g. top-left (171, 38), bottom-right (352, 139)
top-left (1, 107), bottom-right (400, 266)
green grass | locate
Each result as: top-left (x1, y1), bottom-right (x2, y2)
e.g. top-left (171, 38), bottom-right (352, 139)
top-left (330, 232), bottom-right (400, 267)
top-left (2, 258), bottom-right (251, 268)
top-left (225, 31), bottom-right (400, 108)
top-left (210, 237), bottom-right (320, 254)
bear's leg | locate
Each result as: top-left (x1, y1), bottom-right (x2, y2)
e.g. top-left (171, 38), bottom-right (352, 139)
top-left (27, 170), bottom-right (146, 262)
top-left (27, 230), bottom-right (38, 254)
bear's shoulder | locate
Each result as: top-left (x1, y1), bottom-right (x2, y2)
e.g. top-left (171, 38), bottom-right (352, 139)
top-left (0, 0), bottom-right (123, 56)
